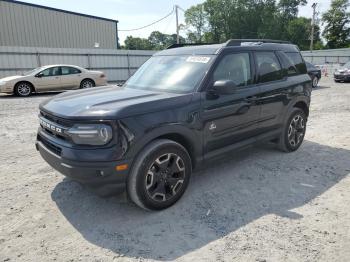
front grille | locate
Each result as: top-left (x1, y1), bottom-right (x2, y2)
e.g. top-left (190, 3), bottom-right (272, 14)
top-left (40, 111), bottom-right (73, 128)
top-left (38, 135), bottom-right (62, 156)
top-left (39, 111), bottom-right (72, 142)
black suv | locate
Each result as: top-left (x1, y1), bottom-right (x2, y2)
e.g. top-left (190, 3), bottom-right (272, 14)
top-left (36, 39), bottom-right (311, 210)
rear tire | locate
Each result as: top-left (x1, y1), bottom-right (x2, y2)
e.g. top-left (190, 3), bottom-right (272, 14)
top-left (278, 108), bottom-right (307, 152)
top-left (80, 79), bottom-right (95, 89)
top-left (127, 139), bottom-right (192, 210)
top-left (312, 76), bottom-right (319, 88)
top-left (14, 82), bottom-right (32, 97)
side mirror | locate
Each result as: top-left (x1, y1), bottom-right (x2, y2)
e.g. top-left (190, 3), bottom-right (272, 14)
top-left (36, 73), bottom-right (44, 78)
top-left (212, 80), bottom-right (237, 95)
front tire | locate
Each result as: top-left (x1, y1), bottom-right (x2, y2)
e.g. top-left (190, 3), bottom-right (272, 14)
top-left (15, 82), bottom-right (32, 97)
top-left (278, 108), bottom-right (307, 152)
top-left (312, 76), bottom-right (319, 88)
top-left (127, 139), bottom-right (192, 210)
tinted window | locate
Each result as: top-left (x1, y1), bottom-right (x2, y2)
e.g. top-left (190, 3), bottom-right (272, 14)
top-left (305, 62), bottom-right (317, 70)
top-left (40, 67), bottom-right (61, 77)
top-left (285, 52), bottom-right (307, 74)
top-left (213, 53), bottom-right (252, 87)
top-left (277, 51), bottom-right (298, 76)
top-left (61, 67), bottom-right (81, 75)
top-left (255, 52), bottom-right (283, 83)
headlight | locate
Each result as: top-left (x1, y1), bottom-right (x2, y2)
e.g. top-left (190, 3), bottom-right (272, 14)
top-left (0, 80), bottom-right (7, 85)
top-left (66, 124), bottom-right (113, 145)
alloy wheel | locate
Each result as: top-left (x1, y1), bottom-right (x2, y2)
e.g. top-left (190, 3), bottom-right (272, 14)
top-left (287, 114), bottom-right (305, 147)
top-left (82, 80), bottom-right (93, 88)
top-left (145, 153), bottom-right (185, 202)
top-left (17, 83), bottom-right (31, 96)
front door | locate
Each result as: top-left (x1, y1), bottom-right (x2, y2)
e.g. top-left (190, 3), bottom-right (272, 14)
top-left (33, 66), bottom-right (61, 91)
top-left (200, 51), bottom-right (261, 157)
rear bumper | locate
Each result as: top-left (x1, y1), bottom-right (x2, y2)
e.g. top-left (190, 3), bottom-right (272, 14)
top-left (36, 139), bottom-right (130, 196)
top-left (95, 78), bottom-right (108, 86)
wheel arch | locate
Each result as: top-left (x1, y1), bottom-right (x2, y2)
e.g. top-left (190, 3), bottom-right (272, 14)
top-left (156, 133), bottom-right (196, 168)
top-left (81, 78), bottom-right (95, 86)
top-left (293, 100), bottom-right (309, 117)
top-left (125, 125), bottom-right (201, 169)
top-left (14, 81), bottom-right (36, 92)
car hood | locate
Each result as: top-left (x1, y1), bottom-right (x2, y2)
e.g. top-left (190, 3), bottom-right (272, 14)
top-left (39, 85), bottom-right (193, 119)
top-left (0, 75), bottom-right (26, 82)
top-left (337, 67), bottom-right (349, 73)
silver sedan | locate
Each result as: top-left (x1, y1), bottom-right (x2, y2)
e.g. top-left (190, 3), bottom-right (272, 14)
top-left (0, 64), bottom-right (107, 96)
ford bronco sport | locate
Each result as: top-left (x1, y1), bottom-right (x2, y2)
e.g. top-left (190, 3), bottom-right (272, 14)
top-left (36, 39), bottom-right (311, 210)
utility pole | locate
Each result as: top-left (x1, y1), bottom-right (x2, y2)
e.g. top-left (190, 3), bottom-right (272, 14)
top-left (175, 5), bottom-right (179, 44)
top-left (310, 3), bottom-right (317, 51)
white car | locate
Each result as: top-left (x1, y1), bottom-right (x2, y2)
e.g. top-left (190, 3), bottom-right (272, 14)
top-left (0, 64), bottom-right (107, 97)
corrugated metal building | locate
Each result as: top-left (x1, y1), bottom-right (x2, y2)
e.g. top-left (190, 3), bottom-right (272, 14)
top-left (0, 0), bottom-right (119, 49)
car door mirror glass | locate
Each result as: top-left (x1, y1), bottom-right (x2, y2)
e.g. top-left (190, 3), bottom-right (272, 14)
top-left (36, 72), bottom-right (44, 78)
top-left (212, 80), bottom-right (237, 95)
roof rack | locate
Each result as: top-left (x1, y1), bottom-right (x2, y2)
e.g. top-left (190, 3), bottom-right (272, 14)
top-left (226, 39), bottom-right (291, 46)
top-left (166, 39), bottom-right (291, 49)
top-left (166, 43), bottom-right (218, 49)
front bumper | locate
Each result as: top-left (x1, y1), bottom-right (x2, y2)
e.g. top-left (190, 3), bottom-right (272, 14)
top-left (36, 135), bottom-right (130, 196)
top-left (334, 74), bottom-right (350, 81)
top-left (0, 83), bottom-right (13, 93)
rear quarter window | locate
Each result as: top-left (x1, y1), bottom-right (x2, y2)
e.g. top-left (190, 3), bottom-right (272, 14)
top-left (255, 52), bottom-right (283, 83)
top-left (277, 51), bottom-right (298, 76)
top-left (285, 52), bottom-right (307, 74)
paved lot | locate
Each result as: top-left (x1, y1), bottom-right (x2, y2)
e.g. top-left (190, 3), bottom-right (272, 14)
top-left (0, 77), bottom-right (349, 262)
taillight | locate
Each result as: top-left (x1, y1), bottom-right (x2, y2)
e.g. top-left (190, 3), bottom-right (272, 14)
top-left (100, 74), bottom-right (105, 78)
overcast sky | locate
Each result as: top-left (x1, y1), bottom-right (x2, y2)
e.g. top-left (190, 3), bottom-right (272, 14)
top-left (20, 0), bottom-right (331, 44)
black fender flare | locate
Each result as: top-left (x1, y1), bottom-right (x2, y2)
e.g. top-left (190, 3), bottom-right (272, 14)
top-left (124, 123), bottom-right (202, 167)
top-left (286, 96), bottom-right (310, 117)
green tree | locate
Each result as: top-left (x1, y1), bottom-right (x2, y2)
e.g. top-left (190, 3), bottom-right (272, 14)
top-left (322, 0), bottom-right (350, 48)
top-left (184, 4), bottom-right (208, 43)
top-left (202, 0), bottom-right (226, 42)
top-left (278, 0), bottom-right (307, 19)
top-left (286, 17), bottom-right (323, 50)
top-left (123, 36), bottom-right (153, 50)
top-left (202, 0), bottom-right (282, 41)
top-left (148, 31), bottom-right (185, 49)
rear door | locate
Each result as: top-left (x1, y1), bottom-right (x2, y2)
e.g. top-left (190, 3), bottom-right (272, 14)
top-left (254, 51), bottom-right (290, 133)
top-left (33, 66), bottom-right (61, 91)
top-left (60, 66), bottom-right (82, 89)
top-left (200, 51), bottom-right (261, 156)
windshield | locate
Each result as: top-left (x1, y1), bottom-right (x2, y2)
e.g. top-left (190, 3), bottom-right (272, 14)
top-left (24, 67), bottom-right (45, 75)
top-left (125, 55), bottom-right (213, 93)
top-left (341, 61), bottom-right (350, 69)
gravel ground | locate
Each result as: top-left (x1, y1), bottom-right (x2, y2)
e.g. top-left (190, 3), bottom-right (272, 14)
top-left (0, 78), bottom-right (349, 262)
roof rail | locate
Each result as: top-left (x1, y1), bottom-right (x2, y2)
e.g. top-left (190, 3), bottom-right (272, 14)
top-left (166, 43), bottom-right (218, 49)
top-left (226, 39), bottom-right (291, 46)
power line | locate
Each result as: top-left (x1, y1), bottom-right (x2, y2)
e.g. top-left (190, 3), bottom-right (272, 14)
top-left (119, 7), bottom-right (175, 32)
top-left (162, 10), bottom-right (175, 34)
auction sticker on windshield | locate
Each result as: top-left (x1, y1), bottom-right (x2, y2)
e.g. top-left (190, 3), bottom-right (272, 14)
top-left (186, 56), bottom-right (211, 63)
